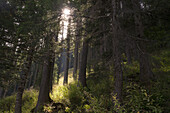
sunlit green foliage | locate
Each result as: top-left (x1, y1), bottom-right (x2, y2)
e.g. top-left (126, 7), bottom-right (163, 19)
top-left (124, 83), bottom-right (162, 113)
top-left (0, 89), bottom-right (38, 113)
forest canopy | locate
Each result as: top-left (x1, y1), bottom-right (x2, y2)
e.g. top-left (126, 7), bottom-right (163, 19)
top-left (0, 0), bottom-right (170, 113)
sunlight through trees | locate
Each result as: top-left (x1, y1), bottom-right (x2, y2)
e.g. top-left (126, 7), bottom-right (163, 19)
top-left (0, 0), bottom-right (169, 112)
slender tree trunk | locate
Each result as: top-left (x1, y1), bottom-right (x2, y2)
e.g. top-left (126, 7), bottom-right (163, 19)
top-left (111, 0), bottom-right (123, 101)
top-left (33, 63), bottom-right (39, 88)
top-left (63, 19), bottom-right (71, 85)
top-left (36, 64), bottom-right (43, 88)
top-left (49, 53), bottom-right (55, 91)
top-left (73, 42), bottom-right (78, 80)
top-left (78, 39), bottom-right (89, 87)
top-left (57, 56), bottom-right (61, 84)
top-left (88, 47), bottom-right (94, 73)
top-left (52, 20), bottom-right (61, 85)
top-left (28, 64), bottom-right (34, 89)
top-left (69, 52), bottom-right (73, 68)
top-left (63, 46), bottom-right (69, 85)
top-left (13, 82), bottom-right (17, 94)
top-left (73, 19), bottom-right (80, 80)
top-left (61, 22), bottom-right (65, 73)
top-left (131, 0), bottom-right (153, 82)
top-left (3, 88), bottom-right (7, 98)
top-left (15, 49), bottom-right (33, 113)
top-left (126, 48), bottom-right (132, 64)
top-left (78, 48), bottom-right (82, 71)
top-left (25, 77), bottom-right (29, 89)
top-left (0, 87), bottom-right (3, 98)
top-left (125, 36), bottom-right (132, 64)
top-left (102, 23), bottom-right (107, 53)
top-left (100, 39), bottom-right (104, 57)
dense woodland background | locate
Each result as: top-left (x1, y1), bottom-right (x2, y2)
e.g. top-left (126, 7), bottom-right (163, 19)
top-left (0, 0), bottom-right (170, 113)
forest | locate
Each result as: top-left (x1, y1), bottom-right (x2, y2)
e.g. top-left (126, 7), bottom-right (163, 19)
top-left (0, 0), bottom-right (170, 113)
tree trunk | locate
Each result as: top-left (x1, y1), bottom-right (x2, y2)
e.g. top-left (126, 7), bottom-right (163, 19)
top-left (78, 48), bottom-right (82, 71)
top-left (73, 20), bottom-right (80, 80)
top-left (49, 53), bottom-right (55, 91)
top-left (15, 49), bottom-right (33, 113)
top-left (73, 41), bottom-right (78, 80)
top-left (69, 52), bottom-right (73, 68)
top-left (125, 36), bottom-right (132, 64)
top-left (103, 23), bottom-right (107, 53)
top-left (3, 88), bottom-right (7, 98)
top-left (13, 82), bottom-right (17, 94)
top-left (63, 46), bottom-right (69, 85)
top-left (57, 56), bottom-right (61, 84)
top-left (78, 39), bottom-right (89, 87)
top-left (28, 64), bottom-right (35, 89)
top-left (0, 87), bottom-right (3, 98)
top-left (35, 23), bottom-right (59, 111)
top-left (111, 0), bottom-right (123, 102)
top-left (35, 52), bottom-right (52, 111)
top-left (131, 0), bottom-right (153, 82)
top-left (87, 47), bottom-right (92, 73)
top-left (63, 19), bottom-right (71, 85)
top-left (60, 22), bottom-right (65, 73)
top-left (33, 63), bottom-right (39, 88)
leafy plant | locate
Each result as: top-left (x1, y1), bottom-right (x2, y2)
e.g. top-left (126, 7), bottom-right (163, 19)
top-left (124, 83), bottom-right (162, 113)
top-left (0, 89), bottom-right (38, 113)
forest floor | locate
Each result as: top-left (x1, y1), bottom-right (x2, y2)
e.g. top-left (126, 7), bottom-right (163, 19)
top-left (0, 48), bottom-right (170, 112)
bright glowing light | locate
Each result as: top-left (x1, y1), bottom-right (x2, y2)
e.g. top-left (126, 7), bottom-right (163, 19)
top-left (58, 8), bottom-right (71, 41)
top-left (63, 8), bottom-right (70, 15)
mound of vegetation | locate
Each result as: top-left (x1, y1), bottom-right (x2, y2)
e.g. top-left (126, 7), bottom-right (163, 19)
top-left (0, 89), bottom-right (38, 113)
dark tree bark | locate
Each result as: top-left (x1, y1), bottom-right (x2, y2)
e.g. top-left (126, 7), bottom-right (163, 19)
top-left (63, 19), bottom-right (71, 85)
top-left (28, 64), bottom-right (35, 89)
top-left (60, 22), bottom-right (66, 73)
top-left (57, 56), bottom-right (61, 84)
top-left (63, 47), bottom-right (69, 84)
top-left (13, 82), bottom-right (17, 94)
top-left (52, 19), bottom-right (60, 86)
top-left (3, 88), bottom-right (7, 98)
top-left (125, 36), bottom-right (132, 64)
top-left (33, 63), bottom-right (39, 88)
top-left (35, 17), bottom-right (60, 111)
top-left (49, 53), bottom-right (55, 91)
top-left (73, 18), bottom-right (81, 80)
top-left (35, 51), bottom-right (52, 111)
top-left (69, 52), bottom-right (74, 68)
top-left (0, 87), bottom-right (3, 98)
top-left (78, 39), bottom-right (89, 87)
top-left (131, 0), bottom-right (153, 82)
top-left (111, 0), bottom-right (123, 102)
top-left (78, 48), bottom-right (82, 71)
top-left (35, 33), bottom-right (55, 111)
top-left (73, 39), bottom-right (79, 80)
top-left (15, 49), bottom-right (33, 113)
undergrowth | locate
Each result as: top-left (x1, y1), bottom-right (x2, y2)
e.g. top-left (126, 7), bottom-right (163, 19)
top-left (0, 49), bottom-right (169, 113)
top-left (0, 89), bottom-right (38, 113)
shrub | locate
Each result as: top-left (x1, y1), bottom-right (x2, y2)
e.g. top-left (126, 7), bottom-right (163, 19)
top-left (0, 89), bottom-right (38, 113)
top-left (64, 83), bottom-right (85, 111)
top-left (51, 85), bottom-right (69, 104)
top-left (123, 61), bottom-right (140, 76)
top-left (0, 94), bottom-right (16, 113)
top-left (124, 83), bottom-right (162, 113)
top-left (22, 89), bottom-right (38, 112)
